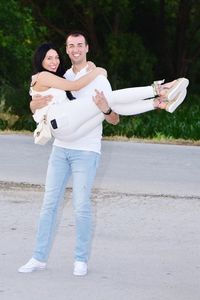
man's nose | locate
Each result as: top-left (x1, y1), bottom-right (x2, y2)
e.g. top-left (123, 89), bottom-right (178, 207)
top-left (73, 46), bottom-right (79, 52)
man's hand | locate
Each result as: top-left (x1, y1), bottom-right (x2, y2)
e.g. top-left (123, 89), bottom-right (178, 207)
top-left (92, 90), bottom-right (110, 112)
top-left (92, 89), bottom-right (119, 125)
top-left (30, 94), bottom-right (53, 113)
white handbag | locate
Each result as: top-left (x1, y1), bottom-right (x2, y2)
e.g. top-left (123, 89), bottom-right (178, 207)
top-left (33, 115), bottom-right (52, 145)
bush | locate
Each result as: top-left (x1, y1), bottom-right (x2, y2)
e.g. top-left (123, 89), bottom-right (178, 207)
top-left (0, 118), bottom-right (8, 130)
top-left (12, 115), bottom-right (35, 131)
top-left (104, 33), bottom-right (156, 89)
top-left (103, 93), bottom-right (200, 141)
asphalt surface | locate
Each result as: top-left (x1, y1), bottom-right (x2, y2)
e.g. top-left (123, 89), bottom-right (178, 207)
top-left (1, 134), bottom-right (200, 196)
top-left (1, 134), bottom-right (200, 300)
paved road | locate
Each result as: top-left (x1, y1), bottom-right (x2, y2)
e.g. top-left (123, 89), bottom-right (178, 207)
top-left (1, 134), bottom-right (200, 300)
top-left (0, 134), bottom-right (200, 196)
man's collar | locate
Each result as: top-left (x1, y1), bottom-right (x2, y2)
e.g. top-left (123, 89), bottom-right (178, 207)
top-left (72, 63), bottom-right (88, 74)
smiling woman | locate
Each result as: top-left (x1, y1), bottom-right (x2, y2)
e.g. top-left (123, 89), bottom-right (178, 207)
top-left (42, 49), bottom-right (60, 73)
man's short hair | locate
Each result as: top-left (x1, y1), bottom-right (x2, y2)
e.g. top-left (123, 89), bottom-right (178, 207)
top-left (65, 30), bottom-right (90, 45)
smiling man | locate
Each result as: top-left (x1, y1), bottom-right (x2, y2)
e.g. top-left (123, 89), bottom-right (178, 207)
top-left (66, 32), bottom-right (89, 71)
top-left (19, 31), bottom-right (119, 276)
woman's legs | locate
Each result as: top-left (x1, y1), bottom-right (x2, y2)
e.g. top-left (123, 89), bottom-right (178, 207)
top-left (107, 78), bottom-right (189, 114)
top-left (49, 85), bottom-right (155, 139)
top-left (108, 86), bottom-right (154, 105)
top-left (49, 79), bottom-right (188, 138)
top-left (53, 112), bottom-right (104, 142)
top-left (112, 98), bottom-right (155, 115)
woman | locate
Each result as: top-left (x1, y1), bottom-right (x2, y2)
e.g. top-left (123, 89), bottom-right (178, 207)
top-left (31, 43), bottom-right (189, 142)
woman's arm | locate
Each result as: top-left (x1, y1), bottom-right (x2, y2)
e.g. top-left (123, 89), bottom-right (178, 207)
top-left (37, 68), bottom-right (107, 91)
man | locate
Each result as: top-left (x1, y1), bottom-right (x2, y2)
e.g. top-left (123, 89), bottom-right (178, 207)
top-left (18, 31), bottom-right (119, 276)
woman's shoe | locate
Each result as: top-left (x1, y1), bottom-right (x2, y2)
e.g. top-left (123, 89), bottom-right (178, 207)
top-left (155, 89), bottom-right (187, 113)
top-left (165, 89), bottom-right (187, 113)
top-left (152, 78), bottom-right (189, 99)
top-left (165, 78), bottom-right (189, 102)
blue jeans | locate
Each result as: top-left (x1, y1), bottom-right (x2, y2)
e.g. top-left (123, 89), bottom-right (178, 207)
top-left (33, 146), bottom-right (100, 263)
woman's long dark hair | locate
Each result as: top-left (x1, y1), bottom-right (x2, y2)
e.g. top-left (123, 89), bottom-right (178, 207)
top-left (32, 42), bottom-right (75, 100)
top-left (32, 42), bottom-right (65, 77)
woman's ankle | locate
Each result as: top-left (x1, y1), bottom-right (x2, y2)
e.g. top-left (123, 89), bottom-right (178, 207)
top-left (152, 79), bottom-right (165, 97)
top-left (153, 97), bottom-right (167, 110)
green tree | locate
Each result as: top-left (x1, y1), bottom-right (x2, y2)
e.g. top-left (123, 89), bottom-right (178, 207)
top-left (132, 0), bottom-right (200, 81)
top-left (18, 0), bottom-right (200, 85)
top-left (0, 0), bottom-right (46, 115)
top-left (1, 0), bottom-right (200, 139)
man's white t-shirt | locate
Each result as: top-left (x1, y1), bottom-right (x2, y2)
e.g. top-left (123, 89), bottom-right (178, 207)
top-left (53, 67), bottom-right (112, 154)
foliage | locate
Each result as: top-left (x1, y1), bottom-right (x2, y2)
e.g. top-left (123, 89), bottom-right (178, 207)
top-left (12, 114), bottom-right (35, 131)
top-left (0, 0), bottom-right (200, 141)
top-left (105, 33), bottom-right (156, 89)
top-left (0, 0), bottom-right (47, 115)
top-left (0, 119), bottom-right (8, 130)
top-left (103, 94), bottom-right (200, 141)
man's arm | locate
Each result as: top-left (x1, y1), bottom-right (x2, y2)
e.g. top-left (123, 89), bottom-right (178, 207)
top-left (104, 110), bottom-right (119, 125)
top-left (30, 95), bottom-right (53, 113)
top-left (93, 90), bottom-right (119, 125)
top-left (90, 76), bottom-right (119, 125)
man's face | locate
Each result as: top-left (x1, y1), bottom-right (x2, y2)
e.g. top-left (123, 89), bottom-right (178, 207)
top-left (66, 35), bottom-right (89, 65)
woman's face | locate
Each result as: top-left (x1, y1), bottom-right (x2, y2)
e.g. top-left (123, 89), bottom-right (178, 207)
top-left (42, 49), bottom-right (60, 72)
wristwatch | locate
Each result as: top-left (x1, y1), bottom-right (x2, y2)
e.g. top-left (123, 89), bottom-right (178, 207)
top-left (103, 107), bottom-right (112, 115)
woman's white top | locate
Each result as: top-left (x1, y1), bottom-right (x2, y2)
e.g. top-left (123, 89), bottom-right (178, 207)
top-left (30, 87), bottom-right (68, 123)
top-left (30, 86), bottom-right (102, 154)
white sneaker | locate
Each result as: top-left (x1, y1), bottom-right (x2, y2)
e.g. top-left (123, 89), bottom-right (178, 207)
top-left (18, 257), bottom-right (46, 273)
top-left (73, 261), bottom-right (88, 276)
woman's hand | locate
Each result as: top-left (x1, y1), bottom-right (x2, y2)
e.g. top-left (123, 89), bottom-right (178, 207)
top-left (86, 61), bottom-right (96, 72)
top-left (96, 67), bottom-right (107, 77)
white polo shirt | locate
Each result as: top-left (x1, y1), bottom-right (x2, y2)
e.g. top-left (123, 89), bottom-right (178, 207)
top-left (53, 67), bottom-right (112, 154)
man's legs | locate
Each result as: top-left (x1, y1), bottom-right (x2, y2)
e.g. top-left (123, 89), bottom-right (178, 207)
top-left (69, 150), bottom-right (100, 264)
top-left (18, 146), bottom-right (71, 272)
top-left (33, 146), bottom-right (71, 262)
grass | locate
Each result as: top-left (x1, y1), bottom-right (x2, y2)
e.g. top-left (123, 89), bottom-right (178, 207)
top-left (1, 129), bottom-right (199, 147)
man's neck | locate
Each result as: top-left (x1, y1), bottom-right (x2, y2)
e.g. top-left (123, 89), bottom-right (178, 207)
top-left (72, 61), bottom-right (88, 74)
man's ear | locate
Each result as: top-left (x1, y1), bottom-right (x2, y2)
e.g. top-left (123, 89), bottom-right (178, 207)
top-left (86, 45), bottom-right (89, 53)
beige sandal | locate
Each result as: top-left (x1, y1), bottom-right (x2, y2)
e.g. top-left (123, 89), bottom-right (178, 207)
top-left (152, 78), bottom-right (189, 100)
top-left (155, 88), bottom-right (187, 113)
top-left (165, 89), bottom-right (187, 113)
top-left (152, 79), bottom-right (165, 96)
